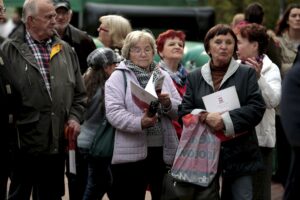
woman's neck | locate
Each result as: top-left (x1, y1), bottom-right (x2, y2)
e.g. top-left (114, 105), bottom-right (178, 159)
top-left (211, 60), bottom-right (231, 70)
top-left (163, 59), bottom-right (180, 73)
top-left (288, 28), bottom-right (300, 42)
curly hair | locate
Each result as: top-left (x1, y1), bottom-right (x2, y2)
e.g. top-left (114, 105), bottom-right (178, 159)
top-left (238, 23), bottom-right (269, 56)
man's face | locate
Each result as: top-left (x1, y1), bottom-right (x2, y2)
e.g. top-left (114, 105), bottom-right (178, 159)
top-left (0, 0), bottom-right (6, 22)
top-left (55, 7), bottom-right (72, 33)
top-left (29, 1), bottom-right (57, 41)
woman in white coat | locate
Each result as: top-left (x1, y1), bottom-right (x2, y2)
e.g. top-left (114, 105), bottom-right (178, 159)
top-left (235, 23), bottom-right (281, 200)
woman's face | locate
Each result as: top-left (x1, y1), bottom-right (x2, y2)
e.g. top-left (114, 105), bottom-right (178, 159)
top-left (159, 37), bottom-right (184, 62)
top-left (208, 33), bottom-right (235, 67)
top-left (129, 38), bottom-right (154, 69)
top-left (236, 34), bottom-right (258, 61)
top-left (288, 8), bottom-right (300, 31)
top-left (97, 22), bottom-right (111, 47)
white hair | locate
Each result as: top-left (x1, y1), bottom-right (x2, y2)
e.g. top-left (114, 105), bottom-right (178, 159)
top-left (22, 0), bottom-right (53, 23)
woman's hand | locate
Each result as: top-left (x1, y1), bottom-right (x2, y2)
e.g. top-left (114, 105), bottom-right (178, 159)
top-left (158, 93), bottom-right (171, 109)
top-left (244, 57), bottom-right (263, 79)
top-left (205, 112), bottom-right (224, 131)
top-left (141, 108), bottom-right (158, 129)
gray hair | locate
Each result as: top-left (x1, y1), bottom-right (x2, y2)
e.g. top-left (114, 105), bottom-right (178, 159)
top-left (121, 29), bottom-right (157, 60)
top-left (22, 0), bottom-right (53, 23)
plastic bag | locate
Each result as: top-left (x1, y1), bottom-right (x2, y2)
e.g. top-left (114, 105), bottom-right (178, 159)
top-left (171, 112), bottom-right (221, 187)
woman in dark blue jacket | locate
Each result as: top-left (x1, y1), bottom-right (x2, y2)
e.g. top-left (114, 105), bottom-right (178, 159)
top-left (180, 24), bottom-right (266, 200)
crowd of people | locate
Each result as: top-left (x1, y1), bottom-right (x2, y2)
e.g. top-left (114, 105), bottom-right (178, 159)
top-left (0, 0), bottom-right (300, 200)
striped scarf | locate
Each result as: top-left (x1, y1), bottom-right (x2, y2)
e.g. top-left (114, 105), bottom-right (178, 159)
top-left (125, 60), bottom-right (161, 88)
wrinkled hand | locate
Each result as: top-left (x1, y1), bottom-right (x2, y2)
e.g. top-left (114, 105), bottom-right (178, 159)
top-left (244, 57), bottom-right (262, 79)
top-left (141, 108), bottom-right (158, 129)
top-left (158, 93), bottom-right (171, 108)
top-left (205, 112), bottom-right (224, 131)
top-left (66, 119), bottom-right (81, 140)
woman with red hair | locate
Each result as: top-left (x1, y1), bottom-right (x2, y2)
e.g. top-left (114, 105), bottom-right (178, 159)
top-left (156, 29), bottom-right (187, 138)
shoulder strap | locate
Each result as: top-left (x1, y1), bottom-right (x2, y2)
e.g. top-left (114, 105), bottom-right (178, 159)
top-left (121, 70), bottom-right (127, 94)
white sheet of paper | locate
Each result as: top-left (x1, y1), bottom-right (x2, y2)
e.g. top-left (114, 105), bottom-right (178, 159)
top-left (145, 73), bottom-right (157, 97)
top-left (145, 74), bottom-right (165, 98)
top-left (202, 86), bottom-right (240, 113)
top-left (69, 150), bottom-right (76, 174)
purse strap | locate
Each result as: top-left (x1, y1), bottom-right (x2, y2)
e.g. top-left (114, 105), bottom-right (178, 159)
top-left (121, 69), bottom-right (127, 94)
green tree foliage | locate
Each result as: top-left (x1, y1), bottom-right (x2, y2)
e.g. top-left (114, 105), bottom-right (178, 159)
top-left (207, 0), bottom-right (298, 31)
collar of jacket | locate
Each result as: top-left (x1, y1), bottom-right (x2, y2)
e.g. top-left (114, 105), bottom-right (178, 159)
top-left (9, 23), bottom-right (64, 69)
top-left (201, 58), bottom-right (239, 90)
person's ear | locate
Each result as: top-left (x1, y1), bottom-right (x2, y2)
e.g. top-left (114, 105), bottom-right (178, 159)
top-left (27, 16), bottom-right (34, 26)
top-left (253, 41), bottom-right (259, 51)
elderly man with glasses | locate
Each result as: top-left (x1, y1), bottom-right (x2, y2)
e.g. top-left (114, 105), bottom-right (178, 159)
top-left (1, 0), bottom-right (86, 199)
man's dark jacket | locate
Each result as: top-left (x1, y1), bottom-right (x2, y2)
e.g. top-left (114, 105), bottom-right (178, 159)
top-left (2, 24), bottom-right (86, 155)
top-left (61, 24), bottom-right (96, 74)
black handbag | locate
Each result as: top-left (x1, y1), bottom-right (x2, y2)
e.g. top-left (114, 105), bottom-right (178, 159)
top-left (89, 117), bottom-right (115, 158)
top-left (161, 172), bottom-right (220, 200)
top-left (88, 69), bottom-right (126, 158)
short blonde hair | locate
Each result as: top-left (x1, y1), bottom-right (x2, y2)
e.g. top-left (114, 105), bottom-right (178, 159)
top-left (99, 15), bottom-right (132, 49)
top-left (231, 13), bottom-right (245, 28)
top-left (121, 29), bottom-right (157, 60)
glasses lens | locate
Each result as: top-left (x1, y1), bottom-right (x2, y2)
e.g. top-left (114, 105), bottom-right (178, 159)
top-left (0, 7), bottom-right (6, 13)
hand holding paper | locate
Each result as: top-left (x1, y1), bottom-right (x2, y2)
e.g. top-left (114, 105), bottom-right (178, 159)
top-left (157, 93), bottom-right (171, 109)
top-left (202, 86), bottom-right (241, 141)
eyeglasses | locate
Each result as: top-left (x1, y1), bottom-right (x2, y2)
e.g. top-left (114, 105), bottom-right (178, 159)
top-left (130, 47), bottom-right (153, 55)
top-left (99, 27), bottom-right (109, 33)
top-left (0, 7), bottom-right (6, 14)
